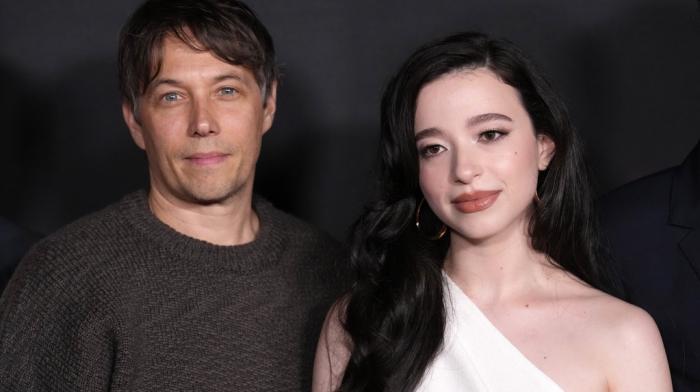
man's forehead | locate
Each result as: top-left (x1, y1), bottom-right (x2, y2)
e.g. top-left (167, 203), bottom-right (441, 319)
top-left (148, 35), bottom-right (256, 84)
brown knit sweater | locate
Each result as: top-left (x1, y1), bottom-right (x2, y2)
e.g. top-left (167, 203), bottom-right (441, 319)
top-left (0, 191), bottom-right (347, 391)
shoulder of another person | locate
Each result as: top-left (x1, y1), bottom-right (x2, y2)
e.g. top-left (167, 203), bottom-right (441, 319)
top-left (599, 167), bottom-right (674, 216)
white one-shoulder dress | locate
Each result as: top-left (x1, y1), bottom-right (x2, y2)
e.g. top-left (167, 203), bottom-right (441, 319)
top-left (415, 275), bottom-right (565, 392)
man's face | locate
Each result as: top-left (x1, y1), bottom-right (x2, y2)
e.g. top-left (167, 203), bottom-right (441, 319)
top-left (123, 35), bottom-right (276, 206)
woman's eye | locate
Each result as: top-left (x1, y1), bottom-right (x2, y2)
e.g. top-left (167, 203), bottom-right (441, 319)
top-left (479, 130), bottom-right (506, 142)
top-left (420, 145), bottom-right (445, 158)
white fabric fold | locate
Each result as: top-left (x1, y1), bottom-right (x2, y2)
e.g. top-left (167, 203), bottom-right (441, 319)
top-left (416, 274), bottom-right (564, 392)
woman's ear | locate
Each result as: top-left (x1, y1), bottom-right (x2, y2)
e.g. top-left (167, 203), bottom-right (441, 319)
top-left (537, 133), bottom-right (555, 171)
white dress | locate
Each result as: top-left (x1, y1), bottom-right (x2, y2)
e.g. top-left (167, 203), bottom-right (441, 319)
top-left (416, 275), bottom-right (565, 392)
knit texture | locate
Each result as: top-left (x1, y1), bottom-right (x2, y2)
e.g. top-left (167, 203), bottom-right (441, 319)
top-left (0, 191), bottom-right (347, 391)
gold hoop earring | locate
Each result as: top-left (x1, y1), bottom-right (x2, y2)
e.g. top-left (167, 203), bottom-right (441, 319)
top-left (415, 198), bottom-right (447, 240)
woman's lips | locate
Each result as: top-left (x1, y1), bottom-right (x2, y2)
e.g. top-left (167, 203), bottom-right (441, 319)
top-left (185, 152), bottom-right (230, 166)
top-left (451, 190), bottom-right (501, 213)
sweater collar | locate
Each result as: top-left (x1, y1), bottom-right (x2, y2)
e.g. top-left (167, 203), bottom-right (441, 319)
top-left (121, 190), bottom-right (286, 274)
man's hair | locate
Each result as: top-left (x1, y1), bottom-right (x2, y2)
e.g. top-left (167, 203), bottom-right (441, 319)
top-left (118, 0), bottom-right (278, 110)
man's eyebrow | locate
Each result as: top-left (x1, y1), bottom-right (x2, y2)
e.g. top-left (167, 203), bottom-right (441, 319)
top-left (467, 113), bottom-right (513, 127)
top-left (149, 78), bottom-right (181, 90)
top-left (149, 74), bottom-right (245, 89)
top-left (415, 127), bottom-right (442, 142)
top-left (213, 74), bottom-right (244, 83)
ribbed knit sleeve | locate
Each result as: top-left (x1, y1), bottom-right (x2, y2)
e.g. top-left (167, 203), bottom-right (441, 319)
top-left (0, 239), bottom-right (121, 391)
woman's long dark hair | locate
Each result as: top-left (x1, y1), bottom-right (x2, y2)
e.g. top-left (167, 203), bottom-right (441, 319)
top-left (339, 32), bottom-right (617, 392)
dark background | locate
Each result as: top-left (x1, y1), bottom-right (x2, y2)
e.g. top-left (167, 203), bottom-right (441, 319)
top-left (1, 0), bottom-right (699, 240)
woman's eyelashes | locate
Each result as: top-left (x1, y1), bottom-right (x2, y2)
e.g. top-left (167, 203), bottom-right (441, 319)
top-left (419, 144), bottom-right (446, 158)
top-left (418, 129), bottom-right (510, 158)
top-left (478, 129), bottom-right (508, 143)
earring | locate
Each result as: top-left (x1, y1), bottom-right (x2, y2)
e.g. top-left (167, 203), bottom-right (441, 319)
top-left (415, 198), bottom-right (447, 240)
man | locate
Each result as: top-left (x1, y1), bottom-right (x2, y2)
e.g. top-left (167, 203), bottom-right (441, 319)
top-left (0, 0), bottom-right (346, 390)
top-left (599, 140), bottom-right (700, 391)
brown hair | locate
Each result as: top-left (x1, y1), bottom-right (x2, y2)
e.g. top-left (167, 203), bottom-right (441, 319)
top-left (118, 0), bottom-right (278, 109)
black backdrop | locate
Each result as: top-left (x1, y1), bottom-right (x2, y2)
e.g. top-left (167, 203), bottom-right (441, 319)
top-left (1, 0), bottom-right (699, 240)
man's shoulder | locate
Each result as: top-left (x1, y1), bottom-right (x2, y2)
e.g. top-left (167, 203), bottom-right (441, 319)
top-left (37, 192), bottom-right (139, 251)
top-left (255, 197), bottom-right (349, 285)
top-left (0, 203), bottom-right (130, 391)
top-left (255, 197), bottom-right (342, 252)
top-left (601, 167), bottom-right (674, 210)
top-left (598, 167), bottom-right (675, 227)
top-left (7, 192), bottom-right (142, 289)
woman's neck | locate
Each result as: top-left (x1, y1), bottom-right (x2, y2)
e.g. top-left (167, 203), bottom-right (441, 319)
top-left (444, 219), bottom-right (558, 307)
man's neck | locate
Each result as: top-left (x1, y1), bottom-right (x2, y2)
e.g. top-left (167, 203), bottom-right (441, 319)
top-left (148, 187), bottom-right (259, 246)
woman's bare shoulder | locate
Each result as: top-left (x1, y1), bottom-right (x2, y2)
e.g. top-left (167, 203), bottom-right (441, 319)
top-left (557, 277), bottom-right (672, 391)
top-left (312, 298), bottom-right (352, 392)
top-left (560, 277), bottom-right (656, 333)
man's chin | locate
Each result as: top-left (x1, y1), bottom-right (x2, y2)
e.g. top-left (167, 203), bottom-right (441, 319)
top-left (150, 175), bottom-right (250, 207)
top-left (188, 191), bottom-right (238, 206)
top-left (178, 184), bottom-right (243, 206)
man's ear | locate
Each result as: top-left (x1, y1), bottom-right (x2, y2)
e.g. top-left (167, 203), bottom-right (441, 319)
top-left (261, 81), bottom-right (277, 134)
top-left (122, 101), bottom-right (146, 150)
top-left (537, 133), bottom-right (555, 170)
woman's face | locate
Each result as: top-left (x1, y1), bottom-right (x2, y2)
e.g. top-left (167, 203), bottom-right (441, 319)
top-left (414, 68), bottom-right (554, 243)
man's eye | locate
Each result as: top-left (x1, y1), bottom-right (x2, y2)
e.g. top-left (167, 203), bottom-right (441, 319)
top-left (163, 93), bottom-right (180, 102)
top-left (219, 87), bottom-right (237, 96)
top-left (420, 145), bottom-right (445, 158)
top-left (479, 130), bottom-right (506, 142)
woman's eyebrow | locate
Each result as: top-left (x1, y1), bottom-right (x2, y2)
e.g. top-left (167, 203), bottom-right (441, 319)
top-left (415, 127), bottom-right (442, 141)
top-left (467, 112), bottom-right (513, 127)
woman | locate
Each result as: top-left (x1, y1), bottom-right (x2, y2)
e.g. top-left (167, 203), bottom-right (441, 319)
top-left (313, 32), bottom-right (671, 391)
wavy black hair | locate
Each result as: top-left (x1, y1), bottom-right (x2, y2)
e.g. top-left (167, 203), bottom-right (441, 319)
top-left (339, 31), bottom-right (616, 391)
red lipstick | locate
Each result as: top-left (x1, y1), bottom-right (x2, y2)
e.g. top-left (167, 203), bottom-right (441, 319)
top-left (451, 190), bottom-right (501, 213)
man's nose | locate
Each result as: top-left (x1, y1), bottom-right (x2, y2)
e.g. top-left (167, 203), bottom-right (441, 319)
top-left (189, 98), bottom-right (218, 137)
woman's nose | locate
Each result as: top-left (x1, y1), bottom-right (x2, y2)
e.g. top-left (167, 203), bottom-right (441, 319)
top-left (452, 148), bottom-right (483, 184)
